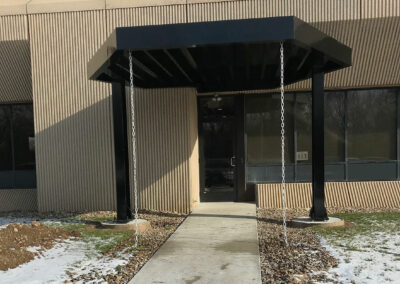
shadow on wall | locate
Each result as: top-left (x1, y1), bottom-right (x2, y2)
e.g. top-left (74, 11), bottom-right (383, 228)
top-left (313, 17), bottom-right (400, 89)
top-left (35, 88), bottom-right (199, 214)
top-left (0, 40), bottom-right (32, 103)
top-left (127, 88), bottom-right (199, 214)
top-left (35, 96), bottom-right (116, 212)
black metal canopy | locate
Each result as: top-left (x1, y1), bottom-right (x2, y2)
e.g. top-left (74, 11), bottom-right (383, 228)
top-left (88, 16), bottom-right (351, 93)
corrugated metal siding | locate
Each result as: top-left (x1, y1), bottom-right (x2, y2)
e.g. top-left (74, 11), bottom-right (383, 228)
top-left (256, 183), bottom-right (312, 209)
top-left (108, 5), bottom-right (197, 213)
top-left (126, 88), bottom-right (197, 213)
top-left (348, 181), bottom-right (400, 208)
top-left (0, 15), bottom-right (35, 212)
top-left (314, 17), bottom-right (400, 90)
top-left (28, 5), bottom-right (198, 213)
top-left (0, 189), bottom-right (37, 212)
top-left (362, 0), bottom-right (400, 18)
top-left (106, 5), bottom-right (187, 35)
top-left (188, 89), bottom-right (200, 211)
top-left (9, 1), bottom-right (398, 214)
top-left (325, 182), bottom-right (352, 208)
top-left (0, 15), bottom-right (32, 103)
top-left (29, 11), bottom-right (116, 212)
top-left (187, 0), bottom-right (361, 23)
top-left (257, 182), bottom-right (400, 209)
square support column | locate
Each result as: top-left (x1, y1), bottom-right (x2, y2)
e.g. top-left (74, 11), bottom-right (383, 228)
top-left (112, 82), bottom-right (132, 222)
top-left (309, 71), bottom-right (328, 221)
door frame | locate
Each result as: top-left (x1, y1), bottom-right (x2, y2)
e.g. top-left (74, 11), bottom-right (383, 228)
top-left (197, 94), bottom-right (247, 202)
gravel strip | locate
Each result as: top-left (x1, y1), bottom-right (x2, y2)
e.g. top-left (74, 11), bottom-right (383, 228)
top-left (257, 207), bottom-right (400, 284)
top-left (70, 211), bottom-right (186, 284)
top-left (257, 209), bottom-right (339, 284)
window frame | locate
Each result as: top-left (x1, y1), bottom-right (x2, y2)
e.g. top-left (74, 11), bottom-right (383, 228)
top-left (245, 87), bottom-right (400, 183)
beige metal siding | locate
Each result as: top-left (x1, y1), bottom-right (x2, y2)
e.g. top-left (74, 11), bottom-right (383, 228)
top-left (325, 182), bottom-right (352, 208)
top-left (3, 0), bottom-right (399, 20)
top-left (362, 0), bottom-right (400, 18)
top-left (106, 4), bottom-right (187, 34)
top-left (188, 90), bottom-right (200, 210)
top-left (256, 183), bottom-right (312, 209)
top-left (289, 17), bottom-right (400, 90)
top-left (348, 181), bottom-right (400, 208)
top-left (2, 0), bottom-right (398, 214)
top-left (29, 11), bottom-right (116, 212)
top-left (315, 17), bottom-right (400, 90)
top-left (108, 5), bottom-right (197, 213)
top-left (0, 189), bottom-right (37, 212)
top-left (29, 4), bottom-right (198, 213)
top-left (0, 14), bottom-right (35, 212)
top-left (257, 182), bottom-right (400, 209)
top-left (127, 88), bottom-right (198, 214)
top-left (0, 15), bottom-right (32, 103)
top-left (187, 0), bottom-right (361, 23)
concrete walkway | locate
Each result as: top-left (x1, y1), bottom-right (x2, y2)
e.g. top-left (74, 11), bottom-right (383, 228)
top-left (130, 202), bottom-right (262, 284)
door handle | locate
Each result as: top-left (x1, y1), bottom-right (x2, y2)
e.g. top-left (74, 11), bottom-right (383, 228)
top-left (230, 156), bottom-right (236, 167)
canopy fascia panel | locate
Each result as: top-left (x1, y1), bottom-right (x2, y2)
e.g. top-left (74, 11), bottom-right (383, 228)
top-left (88, 16), bottom-right (351, 93)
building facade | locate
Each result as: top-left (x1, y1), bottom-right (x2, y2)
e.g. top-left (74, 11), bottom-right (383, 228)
top-left (0, 0), bottom-right (400, 213)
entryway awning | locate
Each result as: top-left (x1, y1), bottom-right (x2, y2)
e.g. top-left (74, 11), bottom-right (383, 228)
top-left (87, 16), bottom-right (352, 222)
top-left (87, 16), bottom-right (351, 92)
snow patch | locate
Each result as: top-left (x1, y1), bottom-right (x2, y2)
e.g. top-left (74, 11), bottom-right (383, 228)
top-left (320, 232), bottom-right (400, 284)
top-left (0, 238), bottom-right (130, 284)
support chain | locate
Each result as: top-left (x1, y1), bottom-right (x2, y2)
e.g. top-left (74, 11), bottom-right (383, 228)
top-left (280, 41), bottom-right (289, 246)
top-left (128, 46), bottom-right (287, 247)
top-left (128, 51), bottom-right (139, 248)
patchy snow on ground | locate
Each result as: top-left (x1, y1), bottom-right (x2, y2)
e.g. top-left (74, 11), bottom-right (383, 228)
top-left (0, 238), bottom-right (130, 284)
top-left (0, 217), bottom-right (130, 284)
top-left (320, 231), bottom-right (400, 284)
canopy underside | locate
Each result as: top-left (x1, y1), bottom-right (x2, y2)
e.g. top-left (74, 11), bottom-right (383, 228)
top-left (88, 16), bottom-right (351, 93)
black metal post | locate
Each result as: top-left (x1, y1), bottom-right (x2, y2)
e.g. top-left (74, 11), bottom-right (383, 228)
top-left (112, 82), bottom-right (132, 222)
top-left (309, 70), bottom-right (328, 221)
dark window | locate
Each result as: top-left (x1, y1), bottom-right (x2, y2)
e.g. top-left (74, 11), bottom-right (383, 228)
top-left (245, 88), bottom-right (399, 183)
top-left (0, 106), bottom-right (12, 171)
top-left (325, 91), bottom-right (345, 162)
top-left (12, 105), bottom-right (36, 170)
top-left (0, 104), bottom-right (36, 188)
top-left (347, 89), bottom-right (397, 161)
top-left (295, 93), bottom-right (312, 163)
top-left (246, 93), bottom-right (294, 165)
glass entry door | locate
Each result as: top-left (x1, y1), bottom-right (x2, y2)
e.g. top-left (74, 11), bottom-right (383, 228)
top-left (198, 95), bottom-right (241, 202)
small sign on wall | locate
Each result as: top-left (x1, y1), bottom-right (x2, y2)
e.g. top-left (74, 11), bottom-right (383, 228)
top-left (296, 151), bottom-right (309, 161)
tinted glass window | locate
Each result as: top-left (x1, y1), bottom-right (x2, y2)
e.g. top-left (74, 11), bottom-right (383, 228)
top-left (12, 105), bottom-right (35, 170)
top-left (325, 92), bottom-right (345, 162)
top-left (347, 89), bottom-right (397, 161)
top-left (0, 104), bottom-right (35, 188)
top-left (246, 93), bottom-right (294, 164)
top-left (0, 105), bottom-right (12, 171)
top-left (295, 93), bottom-right (312, 163)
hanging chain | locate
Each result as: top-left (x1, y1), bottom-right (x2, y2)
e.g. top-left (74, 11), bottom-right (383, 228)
top-left (280, 41), bottom-right (289, 246)
top-left (129, 50), bottom-right (139, 248)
